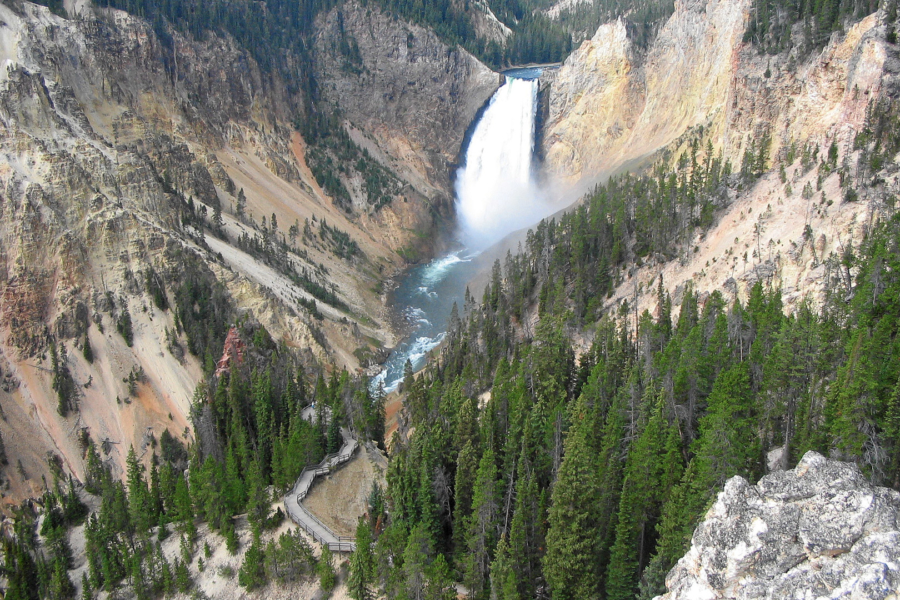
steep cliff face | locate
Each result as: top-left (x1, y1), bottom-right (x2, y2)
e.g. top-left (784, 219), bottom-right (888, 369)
top-left (544, 0), bottom-right (751, 186)
top-left (724, 13), bottom-right (899, 174)
top-left (657, 452), bottom-right (900, 600)
top-left (544, 0), bottom-right (899, 185)
top-left (539, 0), bottom-right (900, 338)
top-left (314, 0), bottom-right (499, 203)
top-left (0, 0), bottom-right (495, 503)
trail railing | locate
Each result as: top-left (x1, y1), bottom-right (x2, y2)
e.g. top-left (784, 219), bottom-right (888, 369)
top-left (284, 428), bottom-right (359, 552)
top-left (293, 500), bottom-right (356, 553)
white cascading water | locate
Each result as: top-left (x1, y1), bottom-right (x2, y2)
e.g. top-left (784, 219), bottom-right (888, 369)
top-left (372, 74), bottom-right (552, 392)
top-left (455, 76), bottom-right (548, 247)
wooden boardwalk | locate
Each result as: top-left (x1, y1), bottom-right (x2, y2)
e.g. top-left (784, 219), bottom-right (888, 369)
top-left (283, 406), bottom-right (359, 552)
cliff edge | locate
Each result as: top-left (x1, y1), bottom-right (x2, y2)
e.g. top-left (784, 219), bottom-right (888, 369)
top-left (657, 452), bottom-right (900, 600)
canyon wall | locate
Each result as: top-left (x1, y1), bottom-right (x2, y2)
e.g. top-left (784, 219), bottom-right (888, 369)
top-left (544, 0), bottom-right (900, 184)
top-left (313, 0), bottom-right (499, 252)
top-left (541, 0), bottom-right (900, 334)
top-left (0, 0), bottom-right (495, 503)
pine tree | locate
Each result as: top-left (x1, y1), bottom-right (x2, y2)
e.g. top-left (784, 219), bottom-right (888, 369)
top-left (403, 522), bottom-right (432, 600)
top-left (84, 441), bottom-right (104, 494)
top-left (236, 188), bottom-right (246, 220)
top-left (425, 553), bottom-right (455, 600)
top-left (317, 545), bottom-right (336, 591)
top-left (130, 552), bottom-right (147, 600)
top-left (368, 384), bottom-right (387, 449)
top-left (174, 558), bottom-right (191, 593)
top-left (246, 459), bottom-right (270, 532)
top-left (224, 441), bottom-right (247, 514)
top-left (116, 308), bottom-right (133, 346)
top-left (238, 534), bottom-right (267, 590)
top-left (50, 340), bottom-right (75, 416)
top-left (173, 473), bottom-right (195, 539)
top-left (463, 448), bottom-right (498, 600)
top-left (49, 558), bottom-right (76, 599)
top-left (125, 446), bottom-right (152, 533)
top-left (452, 440), bottom-right (478, 555)
top-left (605, 393), bottom-right (683, 600)
top-left (356, 519), bottom-right (376, 579)
top-left (148, 453), bottom-right (162, 524)
top-left (4, 538), bottom-right (40, 600)
top-left (505, 465), bottom-right (543, 599)
top-left (81, 572), bottom-right (92, 600)
top-left (327, 412), bottom-right (342, 453)
top-left (885, 374), bottom-right (900, 489)
top-left (159, 548), bottom-right (173, 595)
top-left (82, 335), bottom-right (94, 364)
top-left (543, 396), bottom-right (603, 600)
top-left (489, 534), bottom-right (519, 600)
top-left (348, 540), bottom-right (373, 600)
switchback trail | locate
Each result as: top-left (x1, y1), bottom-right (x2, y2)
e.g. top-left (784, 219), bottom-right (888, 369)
top-left (283, 406), bottom-right (359, 552)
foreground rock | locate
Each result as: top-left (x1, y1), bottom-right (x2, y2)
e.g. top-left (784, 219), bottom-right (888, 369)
top-left (657, 451), bottom-right (900, 600)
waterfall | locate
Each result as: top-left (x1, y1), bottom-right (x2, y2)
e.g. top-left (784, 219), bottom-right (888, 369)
top-left (371, 73), bottom-right (551, 393)
top-left (455, 75), bottom-right (547, 248)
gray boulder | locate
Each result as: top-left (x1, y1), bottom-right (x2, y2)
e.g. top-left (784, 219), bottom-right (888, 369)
top-left (657, 451), bottom-right (900, 600)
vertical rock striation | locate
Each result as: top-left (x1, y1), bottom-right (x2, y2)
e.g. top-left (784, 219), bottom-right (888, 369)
top-left (544, 0), bottom-right (751, 187)
top-left (313, 0), bottom-right (499, 199)
top-left (543, 0), bottom-right (899, 191)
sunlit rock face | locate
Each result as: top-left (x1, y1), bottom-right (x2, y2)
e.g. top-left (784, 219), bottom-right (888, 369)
top-left (657, 451), bottom-right (900, 600)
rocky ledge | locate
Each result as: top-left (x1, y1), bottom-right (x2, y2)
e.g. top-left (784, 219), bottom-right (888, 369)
top-left (657, 451), bottom-right (900, 600)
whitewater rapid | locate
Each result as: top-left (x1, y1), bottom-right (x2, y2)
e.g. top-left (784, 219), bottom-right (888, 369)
top-left (370, 251), bottom-right (476, 393)
top-left (455, 75), bottom-right (548, 247)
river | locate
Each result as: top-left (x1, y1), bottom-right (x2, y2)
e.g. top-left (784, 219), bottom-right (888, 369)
top-left (372, 67), bottom-right (549, 392)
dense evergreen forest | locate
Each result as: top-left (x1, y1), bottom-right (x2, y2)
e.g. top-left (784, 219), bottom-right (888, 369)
top-left (338, 99), bottom-right (900, 600)
top-left (5, 1), bottom-right (900, 599)
top-left (5, 312), bottom-right (388, 598)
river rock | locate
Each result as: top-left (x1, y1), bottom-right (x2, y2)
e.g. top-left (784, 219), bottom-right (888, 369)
top-left (656, 451), bottom-right (900, 600)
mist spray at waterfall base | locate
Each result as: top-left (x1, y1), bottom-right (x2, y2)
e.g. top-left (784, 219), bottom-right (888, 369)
top-left (372, 72), bottom-right (553, 393)
top-left (455, 75), bottom-right (554, 249)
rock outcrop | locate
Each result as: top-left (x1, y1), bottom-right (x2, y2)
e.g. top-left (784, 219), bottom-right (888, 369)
top-left (657, 452), bottom-right (900, 600)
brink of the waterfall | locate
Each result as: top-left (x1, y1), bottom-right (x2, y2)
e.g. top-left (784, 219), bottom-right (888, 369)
top-left (455, 75), bottom-right (551, 248)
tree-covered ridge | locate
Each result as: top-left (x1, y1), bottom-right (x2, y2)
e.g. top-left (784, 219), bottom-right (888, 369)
top-left (341, 100), bottom-right (900, 598)
top-left (44, 0), bottom-right (572, 75)
top-left (359, 215), bottom-right (900, 600)
top-left (553, 0), bottom-right (676, 47)
top-left (744, 0), bottom-right (885, 55)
